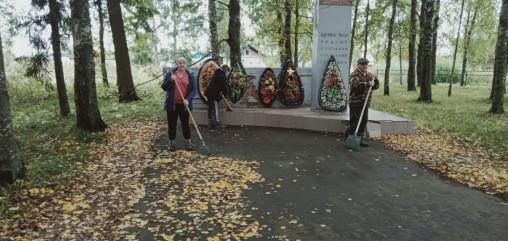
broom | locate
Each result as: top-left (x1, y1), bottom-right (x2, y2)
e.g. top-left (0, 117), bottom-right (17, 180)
top-left (344, 84), bottom-right (373, 150)
top-left (171, 69), bottom-right (211, 155)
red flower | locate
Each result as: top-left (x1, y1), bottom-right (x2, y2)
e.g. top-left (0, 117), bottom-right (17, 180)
top-left (263, 97), bottom-right (271, 104)
top-left (260, 88), bottom-right (267, 95)
top-left (328, 72), bottom-right (338, 87)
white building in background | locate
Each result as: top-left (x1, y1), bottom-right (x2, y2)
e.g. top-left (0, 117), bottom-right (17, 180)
top-left (241, 45), bottom-right (266, 68)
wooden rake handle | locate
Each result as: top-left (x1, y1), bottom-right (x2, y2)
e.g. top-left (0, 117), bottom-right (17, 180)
top-left (221, 94), bottom-right (234, 111)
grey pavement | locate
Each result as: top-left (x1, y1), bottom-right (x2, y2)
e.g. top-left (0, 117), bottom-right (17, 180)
top-left (151, 126), bottom-right (508, 241)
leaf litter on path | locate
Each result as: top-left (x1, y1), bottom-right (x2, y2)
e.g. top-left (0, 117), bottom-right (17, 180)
top-left (375, 126), bottom-right (508, 201)
top-left (131, 150), bottom-right (265, 240)
top-left (0, 121), bottom-right (265, 240)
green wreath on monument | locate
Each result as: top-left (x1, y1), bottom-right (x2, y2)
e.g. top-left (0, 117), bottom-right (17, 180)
top-left (227, 62), bottom-right (248, 104)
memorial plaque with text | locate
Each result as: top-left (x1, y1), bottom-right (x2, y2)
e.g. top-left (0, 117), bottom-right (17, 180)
top-left (311, 0), bottom-right (352, 112)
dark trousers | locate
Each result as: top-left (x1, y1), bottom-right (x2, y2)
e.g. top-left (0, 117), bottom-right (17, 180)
top-left (167, 104), bottom-right (191, 140)
top-left (345, 104), bottom-right (368, 137)
top-left (207, 100), bottom-right (220, 121)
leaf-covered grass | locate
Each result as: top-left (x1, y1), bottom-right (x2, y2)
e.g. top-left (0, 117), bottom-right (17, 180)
top-left (371, 82), bottom-right (507, 159)
top-left (6, 69), bottom-right (165, 191)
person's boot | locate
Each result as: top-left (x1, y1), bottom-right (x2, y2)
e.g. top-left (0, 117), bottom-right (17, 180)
top-left (184, 139), bottom-right (193, 151)
top-left (208, 119), bottom-right (216, 129)
top-left (215, 120), bottom-right (226, 129)
top-left (168, 139), bottom-right (176, 151)
top-left (360, 137), bottom-right (369, 147)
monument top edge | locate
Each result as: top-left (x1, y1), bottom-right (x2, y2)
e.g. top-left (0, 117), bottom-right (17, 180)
top-left (319, 0), bottom-right (353, 6)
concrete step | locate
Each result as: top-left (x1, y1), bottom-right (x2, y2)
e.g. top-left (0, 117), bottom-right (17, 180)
top-left (184, 107), bottom-right (413, 135)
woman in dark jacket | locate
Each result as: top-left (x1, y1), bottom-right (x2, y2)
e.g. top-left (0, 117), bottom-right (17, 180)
top-left (161, 57), bottom-right (197, 151)
top-left (204, 65), bottom-right (229, 128)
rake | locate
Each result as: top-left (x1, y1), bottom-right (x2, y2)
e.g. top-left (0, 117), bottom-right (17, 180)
top-left (221, 94), bottom-right (234, 111)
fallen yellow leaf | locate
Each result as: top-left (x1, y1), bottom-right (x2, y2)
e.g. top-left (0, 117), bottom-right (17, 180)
top-left (62, 202), bottom-right (77, 212)
top-left (29, 188), bottom-right (40, 196)
top-left (161, 234), bottom-right (174, 241)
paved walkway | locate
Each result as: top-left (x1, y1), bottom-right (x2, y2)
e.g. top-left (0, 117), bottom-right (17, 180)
top-left (149, 127), bottom-right (507, 240)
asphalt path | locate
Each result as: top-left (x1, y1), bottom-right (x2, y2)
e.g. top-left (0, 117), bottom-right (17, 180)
top-left (148, 126), bottom-right (507, 241)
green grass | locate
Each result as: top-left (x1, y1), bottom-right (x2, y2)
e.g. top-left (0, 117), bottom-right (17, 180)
top-left (371, 82), bottom-right (507, 159)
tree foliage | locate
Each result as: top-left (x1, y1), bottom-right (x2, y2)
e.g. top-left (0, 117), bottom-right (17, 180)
top-left (151, 0), bottom-right (204, 63)
top-left (122, 0), bottom-right (158, 65)
top-left (12, 0), bottom-right (72, 116)
top-left (243, 0), bottom-right (313, 67)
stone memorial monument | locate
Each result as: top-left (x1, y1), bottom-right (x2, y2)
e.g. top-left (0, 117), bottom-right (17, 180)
top-left (311, 0), bottom-right (353, 112)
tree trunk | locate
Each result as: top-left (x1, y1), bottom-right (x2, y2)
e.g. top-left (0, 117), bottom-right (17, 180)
top-left (171, 0), bottom-right (178, 55)
top-left (152, 18), bottom-right (159, 65)
top-left (294, 0), bottom-right (299, 67)
top-left (278, 9), bottom-right (285, 66)
top-left (398, 10), bottom-right (403, 85)
top-left (71, 0), bottom-right (107, 131)
top-left (461, 6), bottom-right (478, 86)
top-left (209, 0), bottom-right (219, 62)
top-left (284, 0), bottom-right (292, 61)
top-left (431, 0), bottom-right (440, 85)
top-left (490, 0), bottom-right (508, 114)
top-left (384, 0), bottom-right (397, 96)
top-left (417, 0), bottom-right (425, 87)
top-left (363, 0), bottom-right (370, 58)
top-left (399, 45), bottom-right (403, 84)
top-left (48, 0), bottom-right (70, 117)
top-left (107, 0), bottom-right (140, 102)
top-left (417, 0), bottom-right (434, 102)
top-left (448, 0), bottom-right (465, 97)
top-left (349, 0), bottom-right (359, 71)
top-left (0, 34), bottom-right (25, 184)
top-left (228, 0), bottom-right (241, 67)
top-left (408, 0), bottom-right (417, 91)
top-left (97, 0), bottom-right (109, 87)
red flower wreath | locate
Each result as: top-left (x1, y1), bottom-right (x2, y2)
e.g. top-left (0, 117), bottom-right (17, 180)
top-left (259, 69), bottom-right (278, 106)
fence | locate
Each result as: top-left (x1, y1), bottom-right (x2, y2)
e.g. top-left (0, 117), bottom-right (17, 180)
top-left (375, 69), bottom-right (502, 86)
